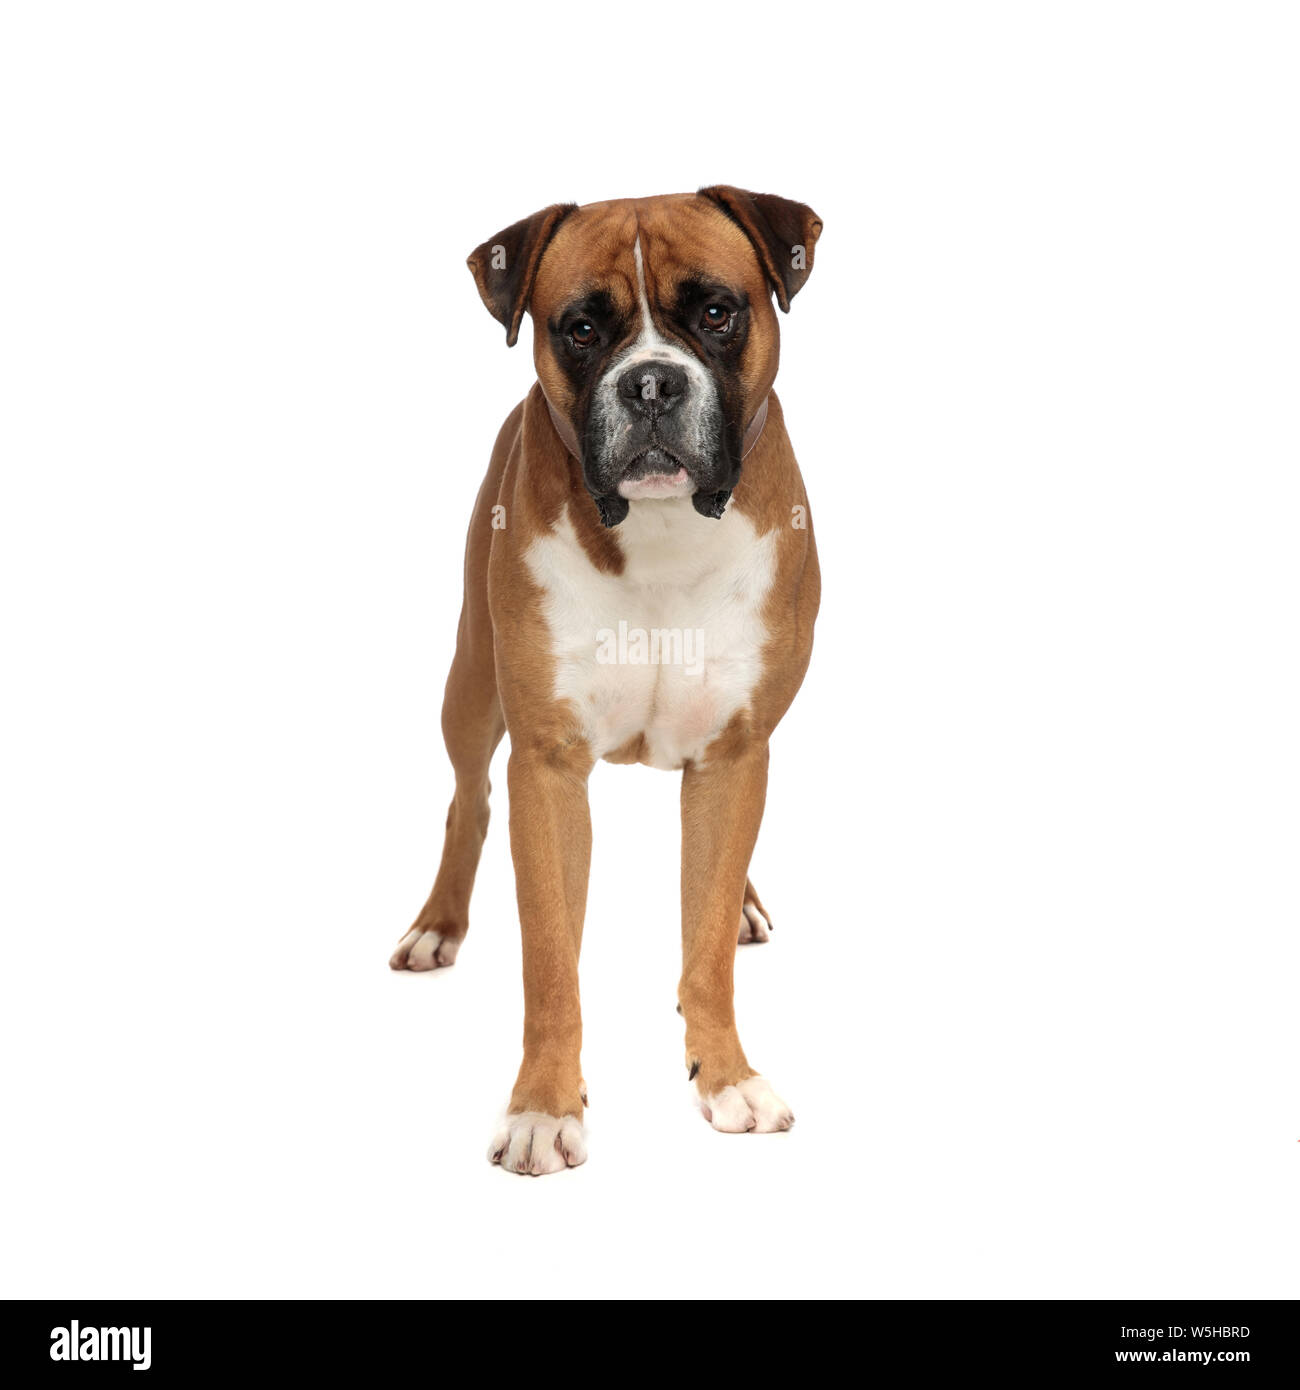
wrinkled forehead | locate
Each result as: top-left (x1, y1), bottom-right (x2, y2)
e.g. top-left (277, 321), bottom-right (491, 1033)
top-left (531, 196), bottom-right (765, 323)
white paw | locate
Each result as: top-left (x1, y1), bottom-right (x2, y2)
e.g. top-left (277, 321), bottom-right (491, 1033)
top-left (389, 927), bottom-right (462, 972)
top-left (701, 1076), bottom-right (794, 1133)
top-left (737, 901), bottom-right (771, 944)
top-left (488, 1112), bottom-right (587, 1176)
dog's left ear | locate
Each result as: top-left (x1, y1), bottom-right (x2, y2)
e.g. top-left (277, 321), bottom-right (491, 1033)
top-left (699, 185), bottom-right (823, 313)
top-left (467, 203), bottom-right (577, 347)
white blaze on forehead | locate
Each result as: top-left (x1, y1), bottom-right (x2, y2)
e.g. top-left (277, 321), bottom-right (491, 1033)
top-left (633, 235), bottom-right (651, 319)
top-left (628, 234), bottom-right (702, 369)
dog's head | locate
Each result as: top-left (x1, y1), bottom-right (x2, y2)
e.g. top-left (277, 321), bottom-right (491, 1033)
top-left (467, 188), bottom-right (822, 525)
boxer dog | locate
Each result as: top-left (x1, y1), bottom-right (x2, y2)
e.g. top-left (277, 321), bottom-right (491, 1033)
top-left (390, 188), bottom-right (822, 1175)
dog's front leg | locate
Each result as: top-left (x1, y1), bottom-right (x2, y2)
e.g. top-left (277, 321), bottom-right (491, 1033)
top-left (488, 742), bottom-right (593, 1175)
top-left (679, 735), bottom-right (795, 1134)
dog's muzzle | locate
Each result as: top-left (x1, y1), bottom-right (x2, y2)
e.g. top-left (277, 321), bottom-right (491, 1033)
top-left (544, 395), bottom-right (770, 528)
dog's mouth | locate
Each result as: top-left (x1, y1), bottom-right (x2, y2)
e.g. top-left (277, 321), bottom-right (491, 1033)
top-left (616, 446), bottom-right (693, 500)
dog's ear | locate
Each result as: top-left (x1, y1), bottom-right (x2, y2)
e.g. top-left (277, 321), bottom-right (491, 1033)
top-left (467, 203), bottom-right (577, 346)
top-left (699, 185), bottom-right (823, 313)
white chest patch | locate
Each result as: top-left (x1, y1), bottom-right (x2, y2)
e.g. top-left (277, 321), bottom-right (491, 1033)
top-left (524, 497), bottom-right (777, 770)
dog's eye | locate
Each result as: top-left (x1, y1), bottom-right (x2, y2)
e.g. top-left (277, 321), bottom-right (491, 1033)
top-left (701, 304), bottom-right (733, 333)
top-left (570, 320), bottom-right (597, 347)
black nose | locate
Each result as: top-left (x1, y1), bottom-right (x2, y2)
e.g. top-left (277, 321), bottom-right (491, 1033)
top-left (617, 361), bottom-right (689, 418)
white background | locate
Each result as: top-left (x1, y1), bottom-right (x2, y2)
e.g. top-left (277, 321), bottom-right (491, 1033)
top-left (1, 1), bottom-right (1297, 1300)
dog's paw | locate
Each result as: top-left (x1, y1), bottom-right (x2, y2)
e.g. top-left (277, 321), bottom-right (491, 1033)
top-left (737, 900), bottom-right (772, 944)
top-left (701, 1076), bottom-right (794, 1133)
top-left (388, 927), bottom-right (462, 972)
top-left (488, 1112), bottom-right (587, 1176)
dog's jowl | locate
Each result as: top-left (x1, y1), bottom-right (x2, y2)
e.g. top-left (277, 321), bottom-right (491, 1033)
top-left (390, 188), bottom-right (823, 1174)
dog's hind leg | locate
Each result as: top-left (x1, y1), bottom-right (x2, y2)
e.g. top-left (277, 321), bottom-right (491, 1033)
top-left (390, 612), bottom-right (503, 971)
top-left (737, 875), bottom-right (773, 945)
top-left (391, 492), bottom-right (504, 971)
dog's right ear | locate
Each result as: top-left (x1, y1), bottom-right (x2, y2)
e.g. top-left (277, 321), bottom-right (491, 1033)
top-left (467, 203), bottom-right (577, 347)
